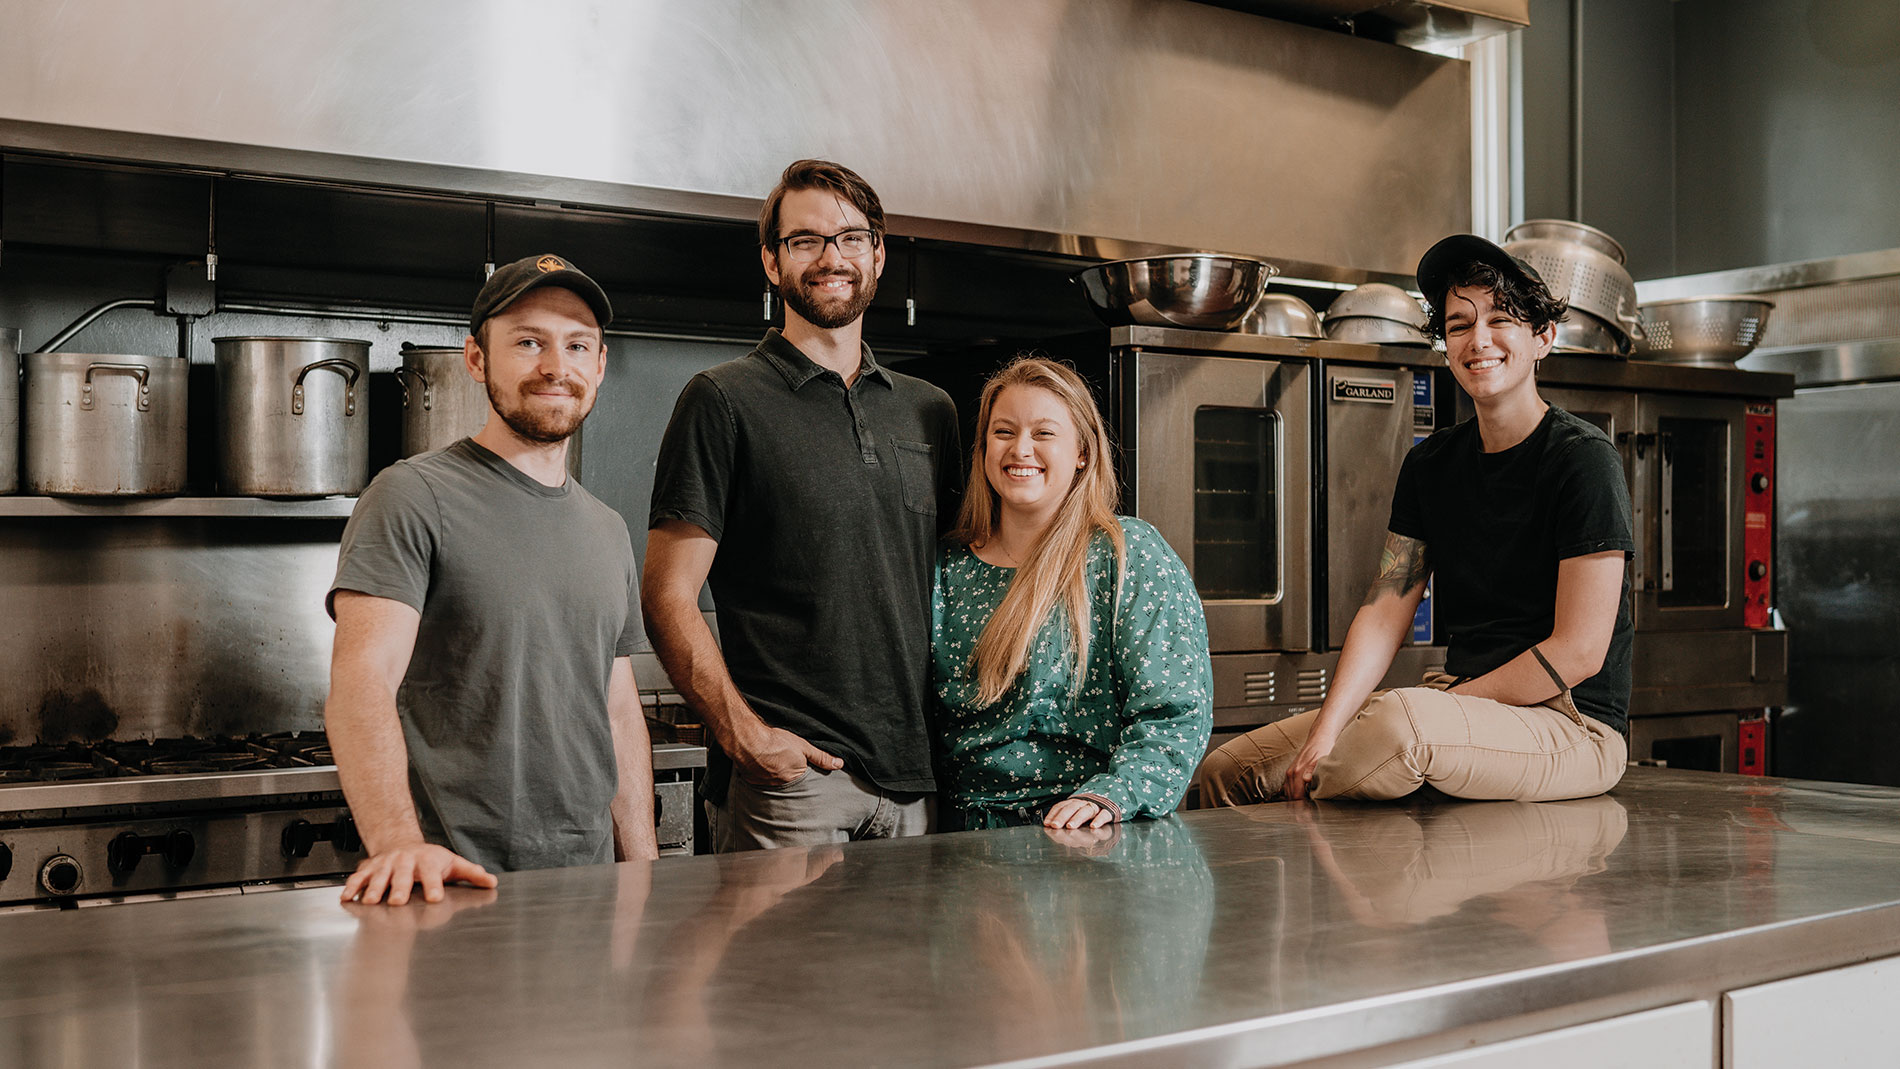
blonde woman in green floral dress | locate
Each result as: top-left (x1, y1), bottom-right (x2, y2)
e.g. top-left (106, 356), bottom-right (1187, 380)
top-left (933, 357), bottom-right (1212, 831)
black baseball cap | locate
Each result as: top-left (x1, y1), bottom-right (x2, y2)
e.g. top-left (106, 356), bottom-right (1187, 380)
top-left (1415, 234), bottom-right (1546, 314)
top-left (469, 253), bottom-right (614, 335)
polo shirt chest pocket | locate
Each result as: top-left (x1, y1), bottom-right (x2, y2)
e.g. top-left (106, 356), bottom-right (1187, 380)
top-left (893, 439), bottom-right (938, 516)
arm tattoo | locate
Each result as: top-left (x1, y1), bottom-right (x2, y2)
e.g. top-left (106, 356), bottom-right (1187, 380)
top-left (1363, 532), bottom-right (1430, 606)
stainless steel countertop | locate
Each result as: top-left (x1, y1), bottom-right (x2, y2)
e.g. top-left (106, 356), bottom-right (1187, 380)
top-left (4, 767), bottom-right (1899, 1068)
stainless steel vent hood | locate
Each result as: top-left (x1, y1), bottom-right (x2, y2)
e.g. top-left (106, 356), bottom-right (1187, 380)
top-left (0, 0), bottom-right (1473, 276)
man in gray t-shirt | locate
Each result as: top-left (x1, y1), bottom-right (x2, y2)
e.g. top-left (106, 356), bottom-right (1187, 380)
top-left (326, 254), bottom-right (656, 906)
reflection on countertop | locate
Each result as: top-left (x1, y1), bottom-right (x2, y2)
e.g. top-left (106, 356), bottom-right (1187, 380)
top-left (3, 768), bottom-right (1900, 1068)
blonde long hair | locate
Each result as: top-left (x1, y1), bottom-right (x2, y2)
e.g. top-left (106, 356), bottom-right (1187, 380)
top-left (947, 357), bottom-right (1125, 707)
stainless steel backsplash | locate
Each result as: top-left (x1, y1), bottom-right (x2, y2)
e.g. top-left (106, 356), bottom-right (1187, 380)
top-left (0, 521), bottom-right (339, 743)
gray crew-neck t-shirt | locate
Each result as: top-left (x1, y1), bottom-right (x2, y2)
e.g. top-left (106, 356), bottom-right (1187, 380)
top-left (328, 438), bottom-right (647, 872)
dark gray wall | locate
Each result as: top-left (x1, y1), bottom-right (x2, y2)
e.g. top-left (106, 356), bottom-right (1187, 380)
top-left (1577, 0), bottom-right (1675, 279)
top-left (1520, 0), bottom-right (1576, 222)
top-left (1674, 0), bottom-right (1900, 274)
top-left (1518, 0), bottom-right (1677, 280)
top-left (1518, 0), bottom-right (1900, 279)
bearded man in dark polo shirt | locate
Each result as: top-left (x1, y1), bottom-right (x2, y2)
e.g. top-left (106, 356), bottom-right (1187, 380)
top-left (644, 159), bottom-right (962, 851)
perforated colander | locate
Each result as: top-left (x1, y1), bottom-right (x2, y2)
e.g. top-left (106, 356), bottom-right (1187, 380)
top-left (1636, 297), bottom-right (1775, 365)
top-left (1500, 232), bottom-right (1643, 345)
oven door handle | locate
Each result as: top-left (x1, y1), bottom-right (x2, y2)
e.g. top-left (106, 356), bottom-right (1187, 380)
top-left (1617, 431), bottom-right (1657, 594)
top-left (1657, 430), bottom-right (1676, 593)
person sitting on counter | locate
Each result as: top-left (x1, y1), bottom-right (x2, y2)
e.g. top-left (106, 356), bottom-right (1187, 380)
top-left (643, 159), bottom-right (963, 850)
top-left (325, 254), bottom-right (657, 905)
top-left (1197, 234), bottom-right (1634, 807)
top-left (933, 357), bottom-right (1212, 830)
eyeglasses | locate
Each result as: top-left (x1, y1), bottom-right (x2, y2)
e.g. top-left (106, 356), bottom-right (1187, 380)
top-left (774, 228), bottom-right (880, 263)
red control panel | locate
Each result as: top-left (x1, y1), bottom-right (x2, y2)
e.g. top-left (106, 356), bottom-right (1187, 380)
top-left (1739, 717), bottom-right (1768, 776)
top-left (1743, 403), bottom-right (1775, 629)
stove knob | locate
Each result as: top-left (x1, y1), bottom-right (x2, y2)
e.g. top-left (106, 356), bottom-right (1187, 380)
top-left (108, 833), bottom-right (140, 875)
top-left (0, 842), bottom-right (11, 882)
top-left (107, 830), bottom-right (197, 875)
top-left (283, 816), bottom-right (364, 859)
top-left (162, 829), bottom-right (197, 869)
top-left (1749, 560), bottom-right (1768, 581)
top-left (39, 854), bottom-right (83, 896)
top-left (282, 820), bottom-right (317, 859)
top-left (1750, 472), bottom-right (1769, 493)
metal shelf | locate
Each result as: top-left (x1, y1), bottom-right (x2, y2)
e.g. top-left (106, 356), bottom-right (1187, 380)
top-left (0, 495), bottom-right (357, 518)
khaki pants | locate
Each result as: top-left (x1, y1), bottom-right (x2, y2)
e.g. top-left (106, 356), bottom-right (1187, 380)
top-left (1196, 673), bottom-right (1627, 806)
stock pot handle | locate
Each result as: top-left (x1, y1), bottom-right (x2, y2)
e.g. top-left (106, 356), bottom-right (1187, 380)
top-left (81, 362), bottom-right (152, 412)
top-left (392, 365), bottom-right (432, 412)
top-left (291, 358), bottom-right (361, 416)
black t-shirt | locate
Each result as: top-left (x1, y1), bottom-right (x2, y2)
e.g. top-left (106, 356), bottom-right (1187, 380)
top-left (649, 329), bottom-right (963, 802)
top-left (1388, 406), bottom-right (1634, 732)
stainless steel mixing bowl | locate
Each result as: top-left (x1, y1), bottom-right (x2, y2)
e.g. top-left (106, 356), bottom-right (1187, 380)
top-left (1325, 316), bottom-right (1431, 346)
top-left (1504, 219), bottom-right (1628, 264)
top-left (1073, 254), bottom-right (1277, 331)
top-left (1325, 282), bottom-right (1427, 326)
top-left (1551, 309), bottom-right (1633, 357)
top-left (1240, 293), bottom-right (1323, 338)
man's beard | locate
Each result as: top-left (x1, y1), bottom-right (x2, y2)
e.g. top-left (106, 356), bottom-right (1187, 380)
top-left (778, 260), bottom-right (878, 330)
top-left (483, 362), bottom-right (593, 444)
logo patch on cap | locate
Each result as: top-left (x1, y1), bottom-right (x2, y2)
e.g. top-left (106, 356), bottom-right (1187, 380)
top-left (536, 255), bottom-right (566, 273)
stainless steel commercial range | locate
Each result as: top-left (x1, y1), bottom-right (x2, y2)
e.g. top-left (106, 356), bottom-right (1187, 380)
top-left (0, 736), bottom-right (705, 910)
top-left (1458, 355), bottom-right (1794, 774)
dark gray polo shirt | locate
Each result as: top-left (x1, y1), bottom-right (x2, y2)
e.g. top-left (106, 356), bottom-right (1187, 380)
top-left (649, 329), bottom-right (962, 803)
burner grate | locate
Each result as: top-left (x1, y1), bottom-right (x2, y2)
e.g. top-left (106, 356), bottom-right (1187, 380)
top-left (0, 732), bottom-right (335, 783)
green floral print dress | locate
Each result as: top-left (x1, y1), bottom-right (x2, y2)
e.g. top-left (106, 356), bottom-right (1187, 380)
top-left (932, 517), bottom-right (1213, 830)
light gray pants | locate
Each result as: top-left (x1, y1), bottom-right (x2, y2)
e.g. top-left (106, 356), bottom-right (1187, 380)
top-left (707, 767), bottom-right (934, 852)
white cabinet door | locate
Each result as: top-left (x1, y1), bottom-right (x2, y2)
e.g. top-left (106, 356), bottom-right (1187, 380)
top-left (1726, 955), bottom-right (1900, 1068)
top-left (1386, 1001), bottom-right (1714, 1069)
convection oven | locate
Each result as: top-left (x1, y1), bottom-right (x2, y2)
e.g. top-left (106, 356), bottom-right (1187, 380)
top-left (1119, 344), bottom-right (1314, 655)
top-left (1319, 355), bottom-right (1449, 650)
top-left (1468, 357), bottom-right (1792, 774)
top-left (1530, 386), bottom-right (1774, 634)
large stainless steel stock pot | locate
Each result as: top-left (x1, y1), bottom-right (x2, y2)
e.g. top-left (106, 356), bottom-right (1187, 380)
top-left (1, 328), bottom-right (19, 493)
top-left (214, 337), bottom-right (370, 497)
top-left (395, 343), bottom-right (489, 456)
top-left (22, 352), bottom-right (188, 495)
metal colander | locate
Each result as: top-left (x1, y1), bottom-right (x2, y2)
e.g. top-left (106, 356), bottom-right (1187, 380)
top-left (1501, 220), bottom-right (1643, 347)
top-left (1636, 297), bottom-right (1775, 364)
top-left (1502, 239), bottom-right (1641, 336)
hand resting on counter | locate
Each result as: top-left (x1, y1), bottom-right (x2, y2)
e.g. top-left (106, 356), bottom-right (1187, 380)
top-left (341, 841), bottom-right (498, 906)
top-left (1044, 796), bottom-right (1118, 830)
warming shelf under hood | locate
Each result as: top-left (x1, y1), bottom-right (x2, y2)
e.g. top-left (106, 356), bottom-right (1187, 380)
top-left (1201, 0), bottom-right (1530, 51)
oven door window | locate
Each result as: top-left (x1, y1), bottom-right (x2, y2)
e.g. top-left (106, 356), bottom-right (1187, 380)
top-left (1659, 416), bottom-right (1729, 608)
top-left (1193, 406), bottom-right (1279, 600)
